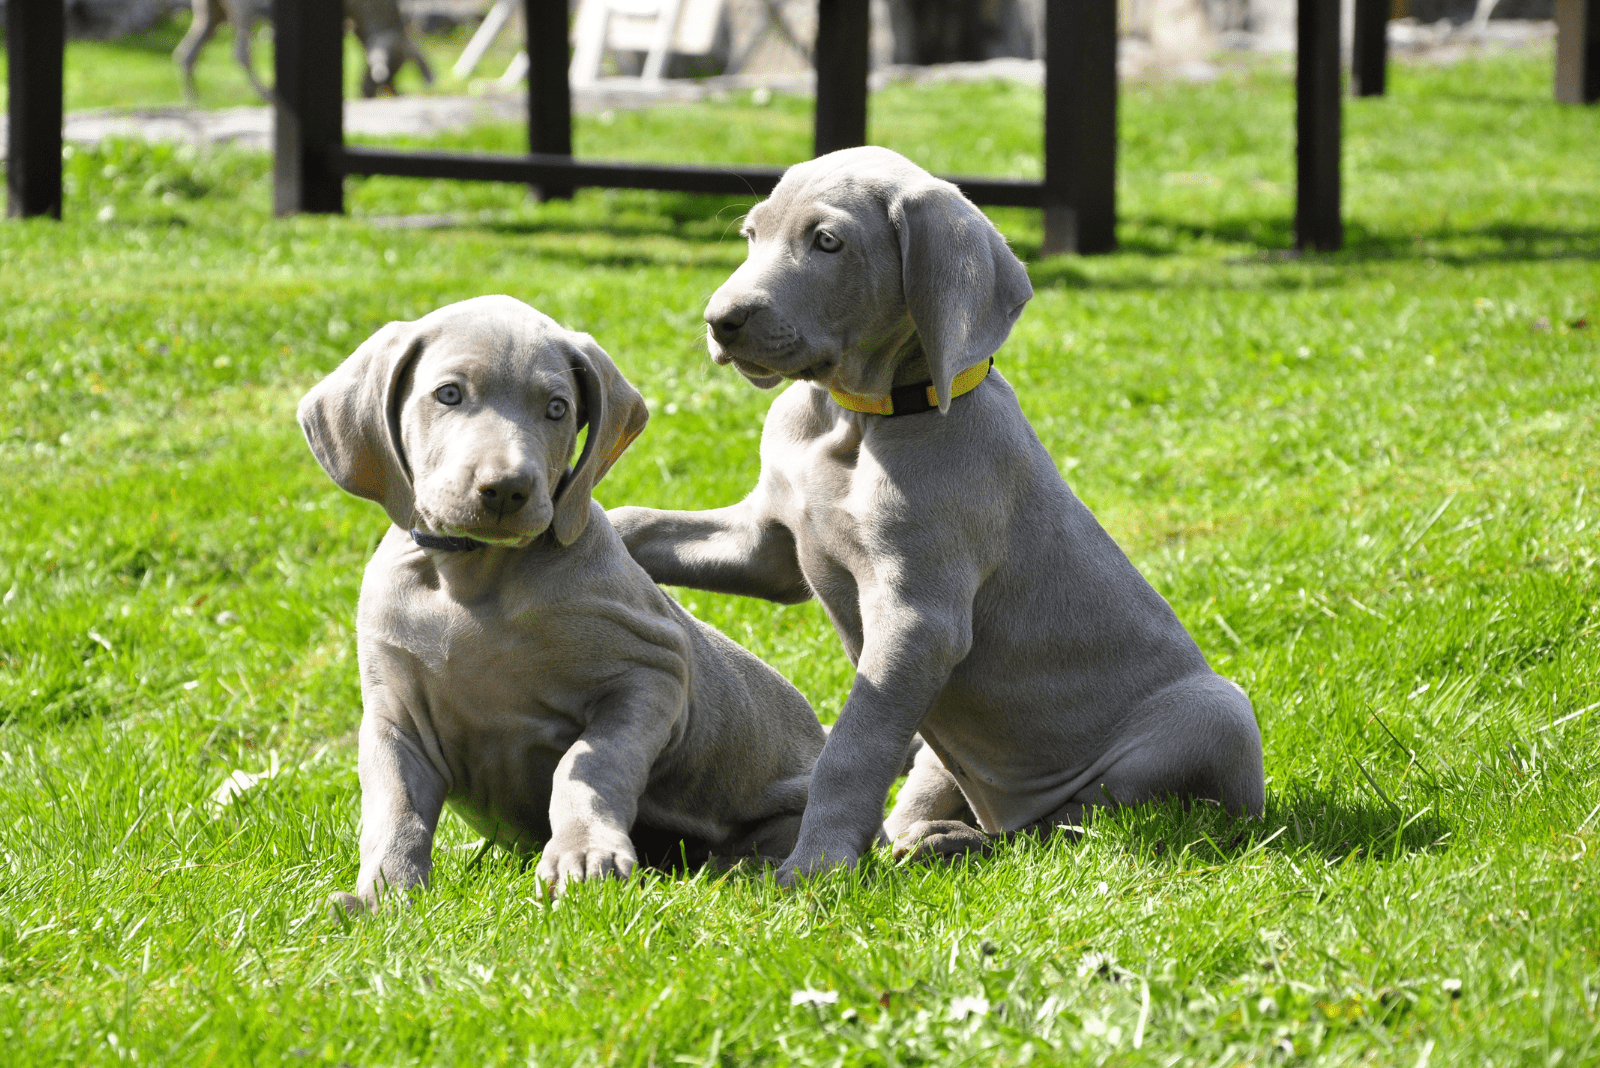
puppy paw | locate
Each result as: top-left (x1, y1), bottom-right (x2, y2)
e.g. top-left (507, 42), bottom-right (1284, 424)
top-left (774, 844), bottom-right (859, 888)
top-left (536, 833), bottom-right (637, 896)
top-left (891, 819), bottom-right (996, 862)
top-left (326, 890), bottom-right (369, 920)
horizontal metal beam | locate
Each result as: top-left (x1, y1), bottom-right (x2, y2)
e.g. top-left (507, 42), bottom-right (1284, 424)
top-left (339, 147), bottom-right (785, 196)
top-left (338, 147), bottom-right (1049, 208)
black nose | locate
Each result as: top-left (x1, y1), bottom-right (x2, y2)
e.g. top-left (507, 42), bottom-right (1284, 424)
top-left (478, 475), bottom-right (532, 516)
top-left (707, 305), bottom-right (751, 346)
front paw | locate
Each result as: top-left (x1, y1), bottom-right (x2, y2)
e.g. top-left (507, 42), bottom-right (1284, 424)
top-left (327, 890), bottom-right (368, 919)
top-left (891, 819), bottom-right (996, 862)
top-left (537, 831), bottom-right (637, 896)
top-left (327, 875), bottom-right (421, 917)
top-left (774, 841), bottom-right (861, 888)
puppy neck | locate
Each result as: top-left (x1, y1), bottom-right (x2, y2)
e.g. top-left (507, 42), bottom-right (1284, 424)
top-left (404, 528), bottom-right (564, 602)
top-left (889, 345), bottom-right (934, 389)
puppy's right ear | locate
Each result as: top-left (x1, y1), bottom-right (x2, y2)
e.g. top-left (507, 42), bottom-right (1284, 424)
top-left (297, 320), bottom-right (424, 531)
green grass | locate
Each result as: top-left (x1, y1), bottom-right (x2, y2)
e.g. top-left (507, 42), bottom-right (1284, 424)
top-left (0, 15), bottom-right (518, 110)
top-left (2, 41), bottom-right (1599, 1066)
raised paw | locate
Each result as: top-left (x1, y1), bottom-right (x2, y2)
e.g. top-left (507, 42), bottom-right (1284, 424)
top-left (536, 833), bottom-right (637, 897)
top-left (891, 819), bottom-right (997, 863)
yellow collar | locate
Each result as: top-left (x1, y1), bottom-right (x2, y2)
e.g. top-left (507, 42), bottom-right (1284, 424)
top-left (829, 358), bottom-right (993, 417)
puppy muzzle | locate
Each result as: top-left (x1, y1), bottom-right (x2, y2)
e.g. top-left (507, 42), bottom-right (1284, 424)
top-left (416, 475), bottom-right (556, 549)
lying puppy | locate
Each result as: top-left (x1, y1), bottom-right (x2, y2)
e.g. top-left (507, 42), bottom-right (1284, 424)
top-left (611, 147), bottom-right (1265, 883)
top-left (298, 296), bottom-right (825, 908)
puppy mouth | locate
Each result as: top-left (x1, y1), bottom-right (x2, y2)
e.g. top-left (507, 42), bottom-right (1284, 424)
top-left (728, 357), bottom-right (786, 389)
top-left (712, 344), bottom-right (830, 391)
top-left (447, 525), bottom-right (539, 548)
top-left (419, 511), bottom-right (546, 549)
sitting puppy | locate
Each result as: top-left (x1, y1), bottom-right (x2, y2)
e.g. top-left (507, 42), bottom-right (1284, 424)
top-left (611, 147), bottom-right (1266, 883)
top-left (298, 296), bottom-right (825, 909)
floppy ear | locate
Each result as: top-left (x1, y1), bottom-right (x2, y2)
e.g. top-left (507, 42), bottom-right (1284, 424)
top-left (890, 179), bottom-right (1034, 411)
top-left (550, 333), bottom-right (650, 546)
top-left (296, 319), bottom-right (425, 531)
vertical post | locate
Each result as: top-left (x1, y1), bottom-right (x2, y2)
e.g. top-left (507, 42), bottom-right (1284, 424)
top-left (272, 0), bottom-right (345, 215)
top-left (1555, 0), bottom-right (1599, 104)
top-left (525, 0), bottom-right (574, 198)
top-left (813, 0), bottom-right (869, 156)
top-left (1352, 0), bottom-right (1389, 97)
top-left (1296, 0), bottom-right (1342, 251)
top-left (6, 0), bottom-right (65, 219)
top-left (1041, 0), bottom-right (1118, 255)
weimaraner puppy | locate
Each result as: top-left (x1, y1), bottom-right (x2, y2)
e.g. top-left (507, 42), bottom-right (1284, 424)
top-left (298, 296), bottom-right (825, 909)
top-left (610, 147), bottom-right (1266, 884)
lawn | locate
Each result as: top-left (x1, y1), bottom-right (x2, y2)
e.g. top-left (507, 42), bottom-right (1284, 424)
top-left (1, 33), bottom-right (1598, 1066)
top-left (0, 16), bottom-right (504, 110)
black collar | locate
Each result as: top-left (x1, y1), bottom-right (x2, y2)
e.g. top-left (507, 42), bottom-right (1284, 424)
top-left (411, 529), bottom-right (488, 552)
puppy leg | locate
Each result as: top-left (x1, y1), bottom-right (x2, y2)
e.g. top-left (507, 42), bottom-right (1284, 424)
top-left (1089, 676), bottom-right (1266, 819)
top-left (173, 0), bottom-right (222, 102)
top-left (331, 716), bottom-right (449, 915)
top-left (230, 3), bottom-right (273, 103)
top-left (538, 685), bottom-right (677, 895)
top-left (609, 499), bottom-right (813, 604)
top-left (408, 38), bottom-right (435, 84)
top-left (777, 582), bottom-right (976, 884)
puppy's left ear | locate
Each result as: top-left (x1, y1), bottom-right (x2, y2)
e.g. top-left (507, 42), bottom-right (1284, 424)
top-left (890, 179), bottom-right (1033, 412)
top-left (550, 334), bottom-right (650, 546)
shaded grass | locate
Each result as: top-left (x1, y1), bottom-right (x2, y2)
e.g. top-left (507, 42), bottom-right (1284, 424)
top-left (1, 44), bottom-right (1598, 1066)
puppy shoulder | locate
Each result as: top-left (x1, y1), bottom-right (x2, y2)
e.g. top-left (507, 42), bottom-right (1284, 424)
top-left (356, 528), bottom-right (438, 629)
top-left (537, 515), bottom-right (696, 663)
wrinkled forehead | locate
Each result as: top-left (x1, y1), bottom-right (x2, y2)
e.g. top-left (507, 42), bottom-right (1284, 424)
top-left (410, 299), bottom-right (577, 386)
top-left (748, 148), bottom-right (928, 232)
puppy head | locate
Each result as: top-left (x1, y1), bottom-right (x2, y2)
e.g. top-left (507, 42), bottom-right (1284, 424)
top-left (704, 146), bottom-right (1033, 411)
top-left (297, 296), bottom-right (647, 548)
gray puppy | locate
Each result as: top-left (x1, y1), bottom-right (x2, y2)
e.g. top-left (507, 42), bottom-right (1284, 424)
top-left (298, 296), bottom-right (824, 909)
top-left (611, 147), bottom-right (1265, 884)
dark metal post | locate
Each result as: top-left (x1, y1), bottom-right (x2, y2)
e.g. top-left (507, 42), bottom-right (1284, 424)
top-left (272, 0), bottom-right (345, 214)
top-left (1555, 0), bottom-right (1599, 103)
top-left (1352, 0), bottom-right (1389, 97)
top-left (525, 0), bottom-right (574, 198)
top-left (1296, 0), bottom-right (1342, 251)
top-left (813, 0), bottom-right (869, 156)
top-left (6, 0), bottom-right (65, 219)
top-left (1041, 0), bottom-right (1117, 255)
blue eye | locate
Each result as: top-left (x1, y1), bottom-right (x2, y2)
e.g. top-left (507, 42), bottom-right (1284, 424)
top-left (814, 230), bottom-right (842, 253)
top-left (435, 384), bottom-right (462, 406)
top-left (546, 398), bottom-right (569, 420)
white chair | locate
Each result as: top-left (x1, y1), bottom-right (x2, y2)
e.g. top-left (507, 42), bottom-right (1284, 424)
top-left (569, 0), bottom-right (689, 84)
top-left (457, 0), bottom-right (723, 87)
top-left (453, 0), bottom-right (520, 80)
